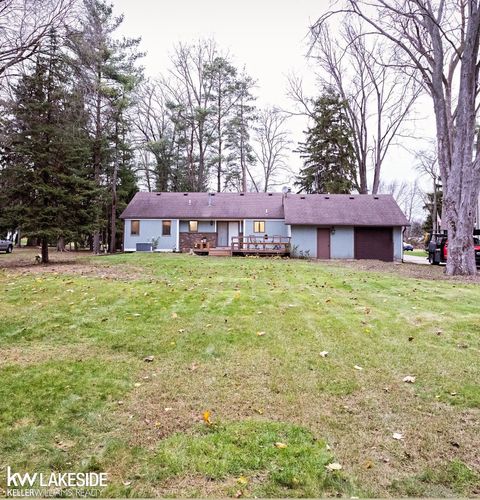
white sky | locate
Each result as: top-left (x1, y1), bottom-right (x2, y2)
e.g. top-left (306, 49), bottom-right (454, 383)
top-left (112, 0), bottom-right (436, 192)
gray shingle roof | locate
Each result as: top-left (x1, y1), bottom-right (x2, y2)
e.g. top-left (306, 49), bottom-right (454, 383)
top-left (120, 192), bottom-right (409, 226)
top-left (120, 192), bottom-right (285, 219)
top-left (284, 194), bottom-right (409, 226)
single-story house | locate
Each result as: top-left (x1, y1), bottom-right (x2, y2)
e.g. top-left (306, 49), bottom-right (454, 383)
top-left (119, 192), bottom-right (409, 261)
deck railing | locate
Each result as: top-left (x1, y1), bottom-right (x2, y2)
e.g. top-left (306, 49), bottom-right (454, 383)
top-left (231, 235), bottom-right (291, 254)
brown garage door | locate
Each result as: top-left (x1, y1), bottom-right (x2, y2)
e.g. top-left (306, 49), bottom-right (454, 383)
top-left (355, 227), bottom-right (393, 261)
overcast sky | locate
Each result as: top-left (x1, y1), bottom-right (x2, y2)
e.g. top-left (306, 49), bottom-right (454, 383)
top-left (112, 0), bottom-right (436, 192)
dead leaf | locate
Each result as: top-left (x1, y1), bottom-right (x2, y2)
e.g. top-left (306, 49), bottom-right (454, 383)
top-left (237, 476), bottom-right (248, 485)
top-left (171, 312), bottom-right (178, 319)
top-left (274, 442), bottom-right (288, 448)
top-left (320, 351), bottom-right (329, 357)
top-left (392, 432), bottom-right (404, 440)
top-left (363, 459), bottom-right (374, 470)
top-left (256, 331), bottom-right (266, 336)
top-left (325, 462), bottom-right (342, 472)
top-left (354, 365), bottom-right (363, 371)
top-left (143, 355), bottom-right (154, 362)
top-left (203, 410), bottom-right (212, 425)
top-left (403, 375), bottom-right (416, 383)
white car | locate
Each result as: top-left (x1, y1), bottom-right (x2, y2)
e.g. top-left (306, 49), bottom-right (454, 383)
top-left (0, 237), bottom-right (13, 253)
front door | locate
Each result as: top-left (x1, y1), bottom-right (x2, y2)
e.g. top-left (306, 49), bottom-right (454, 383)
top-left (217, 222), bottom-right (228, 246)
top-left (317, 228), bottom-right (331, 259)
top-left (228, 222), bottom-right (239, 244)
top-left (217, 221), bottom-right (239, 247)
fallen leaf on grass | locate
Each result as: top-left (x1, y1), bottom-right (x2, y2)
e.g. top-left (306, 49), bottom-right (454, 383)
top-left (171, 312), bottom-right (178, 319)
top-left (237, 476), bottom-right (248, 485)
top-left (143, 355), bottom-right (154, 362)
top-left (403, 375), bottom-right (416, 383)
top-left (203, 410), bottom-right (212, 425)
top-left (325, 462), bottom-right (342, 472)
top-left (320, 351), bottom-right (329, 357)
top-left (274, 442), bottom-right (288, 448)
top-left (363, 459), bottom-right (374, 469)
top-left (256, 331), bottom-right (266, 336)
top-left (354, 365), bottom-right (363, 371)
top-left (122, 481), bottom-right (132, 487)
top-left (392, 432), bottom-right (404, 440)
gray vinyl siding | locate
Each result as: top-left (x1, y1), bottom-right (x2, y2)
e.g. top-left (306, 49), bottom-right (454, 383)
top-left (124, 219), bottom-right (178, 251)
top-left (290, 225), bottom-right (317, 257)
top-left (179, 220), bottom-right (217, 232)
top-left (244, 219), bottom-right (289, 237)
top-left (331, 227), bottom-right (354, 259)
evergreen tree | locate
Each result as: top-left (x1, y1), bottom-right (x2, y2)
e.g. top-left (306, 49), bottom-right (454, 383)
top-left (0, 33), bottom-right (97, 263)
top-left (68, 0), bottom-right (142, 253)
top-left (225, 72), bottom-right (257, 191)
top-left (296, 92), bottom-right (356, 194)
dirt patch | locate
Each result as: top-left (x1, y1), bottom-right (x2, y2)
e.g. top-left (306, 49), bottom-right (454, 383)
top-left (0, 248), bottom-right (145, 280)
top-left (323, 259), bottom-right (480, 283)
top-left (0, 343), bottom-right (134, 367)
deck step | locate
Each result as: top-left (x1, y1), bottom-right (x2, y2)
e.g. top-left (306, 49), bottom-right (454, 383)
top-left (208, 248), bottom-right (232, 257)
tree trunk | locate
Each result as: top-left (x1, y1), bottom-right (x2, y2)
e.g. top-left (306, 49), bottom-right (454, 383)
top-left (217, 83), bottom-right (222, 192)
top-left (110, 158), bottom-right (118, 254)
top-left (92, 70), bottom-right (102, 255)
top-left (41, 237), bottom-right (49, 264)
top-left (57, 236), bottom-right (65, 252)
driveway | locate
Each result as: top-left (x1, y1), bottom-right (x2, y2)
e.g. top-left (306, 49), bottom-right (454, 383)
top-left (403, 254), bottom-right (430, 265)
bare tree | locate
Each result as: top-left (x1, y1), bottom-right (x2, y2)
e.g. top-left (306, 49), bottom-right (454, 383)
top-left (168, 40), bottom-right (218, 191)
top-left (308, 20), bottom-right (420, 194)
top-left (316, 1), bottom-right (480, 275)
top-left (133, 79), bottom-right (178, 190)
top-left (252, 107), bottom-right (292, 191)
top-left (380, 178), bottom-right (424, 234)
top-left (0, 0), bottom-right (76, 78)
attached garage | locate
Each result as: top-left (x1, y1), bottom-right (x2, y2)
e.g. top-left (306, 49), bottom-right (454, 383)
top-left (285, 194), bottom-right (409, 261)
top-left (354, 227), bottom-right (394, 261)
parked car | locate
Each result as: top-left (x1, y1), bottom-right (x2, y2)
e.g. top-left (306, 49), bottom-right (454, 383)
top-left (403, 242), bottom-right (414, 251)
top-left (426, 231), bottom-right (480, 267)
top-left (0, 237), bottom-right (14, 253)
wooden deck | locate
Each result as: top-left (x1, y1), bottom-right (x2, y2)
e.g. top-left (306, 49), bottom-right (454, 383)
top-left (192, 236), bottom-right (291, 257)
top-left (231, 236), bottom-right (291, 256)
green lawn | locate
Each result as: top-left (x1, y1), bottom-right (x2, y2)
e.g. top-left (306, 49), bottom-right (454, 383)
top-left (0, 252), bottom-right (479, 497)
top-left (409, 249), bottom-right (428, 257)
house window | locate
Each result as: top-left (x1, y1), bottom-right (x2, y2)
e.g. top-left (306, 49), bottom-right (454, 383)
top-left (131, 220), bottom-right (140, 235)
top-left (162, 220), bottom-right (171, 236)
top-left (189, 220), bottom-right (198, 232)
top-left (254, 221), bottom-right (265, 233)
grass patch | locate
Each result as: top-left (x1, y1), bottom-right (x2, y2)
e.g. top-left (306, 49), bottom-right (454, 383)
top-left (146, 420), bottom-right (353, 498)
top-left (0, 251), bottom-right (479, 497)
top-left (390, 459), bottom-right (480, 497)
top-left (409, 249), bottom-right (428, 257)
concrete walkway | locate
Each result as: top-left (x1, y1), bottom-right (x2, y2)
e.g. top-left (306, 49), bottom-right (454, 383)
top-left (403, 254), bottom-right (431, 265)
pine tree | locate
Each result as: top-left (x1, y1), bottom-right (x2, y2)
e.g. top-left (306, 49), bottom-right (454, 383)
top-left (296, 92), bottom-right (356, 194)
top-left (68, 0), bottom-right (142, 253)
top-left (0, 33), bottom-right (97, 263)
top-left (225, 72), bottom-right (257, 192)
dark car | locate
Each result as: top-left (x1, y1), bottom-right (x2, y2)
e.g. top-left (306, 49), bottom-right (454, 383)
top-left (403, 242), bottom-right (414, 251)
top-left (0, 237), bottom-right (14, 253)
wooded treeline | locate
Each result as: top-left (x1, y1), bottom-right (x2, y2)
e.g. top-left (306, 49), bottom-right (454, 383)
top-left (1, 0), bottom-right (479, 275)
top-left (0, 0), bottom-right (292, 263)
